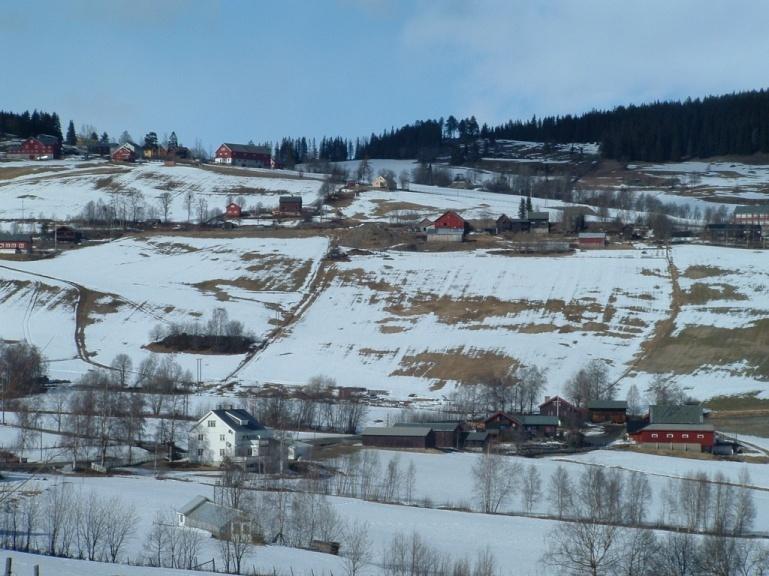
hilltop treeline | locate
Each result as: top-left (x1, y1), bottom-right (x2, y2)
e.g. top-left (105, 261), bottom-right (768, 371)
top-left (0, 109), bottom-right (63, 140)
top-left (351, 89), bottom-right (769, 163)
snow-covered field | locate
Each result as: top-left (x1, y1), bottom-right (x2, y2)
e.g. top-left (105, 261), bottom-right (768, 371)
top-left (0, 160), bottom-right (323, 222)
top-left (240, 247), bottom-right (671, 398)
top-left (3, 444), bottom-right (769, 576)
top-left (0, 235), bottom-right (328, 380)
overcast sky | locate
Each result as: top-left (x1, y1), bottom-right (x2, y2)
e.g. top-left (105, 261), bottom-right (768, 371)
top-left (5, 0), bottom-right (769, 152)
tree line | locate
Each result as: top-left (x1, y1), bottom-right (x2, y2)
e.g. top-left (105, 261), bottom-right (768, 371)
top-left (0, 109), bottom-right (63, 141)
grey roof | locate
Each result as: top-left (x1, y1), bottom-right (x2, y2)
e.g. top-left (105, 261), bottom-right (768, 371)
top-left (179, 496), bottom-right (240, 530)
top-left (587, 400), bottom-right (627, 411)
top-left (280, 195), bottom-right (302, 202)
top-left (643, 423), bottom-right (714, 432)
top-left (528, 212), bottom-right (550, 221)
top-left (36, 134), bottom-right (60, 145)
top-left (465, 431), bottom-right (490, 441)
top-left (734, 205), bottom-right (769, 215)
top-left (521, 415), bottom-right (559, 427)
top-left (397, 421), bottom-right (462, 432)
top-left (362, 426), bottom-right (432, 437)
top-left (178, 495), bottom-right (209, 516)
top-left (223, 143), bottom-right (271, 154)
top-left (649, 404), bottom-right (704, 425)
top-left (210, 409), bottom-right (268, 433)
top-left (579, 232), bottom-right (607, 239)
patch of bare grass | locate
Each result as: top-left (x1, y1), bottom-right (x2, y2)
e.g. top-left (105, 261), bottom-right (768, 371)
top-left (390, 347), bottom-right (519, 386)
top-left (682, 265), bottom-right (730, 280)
top-left (684, 282), bottom-right (746, 305)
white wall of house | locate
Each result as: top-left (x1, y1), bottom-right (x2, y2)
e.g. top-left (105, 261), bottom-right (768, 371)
top-left (189, 414), bottom-right (236, 465)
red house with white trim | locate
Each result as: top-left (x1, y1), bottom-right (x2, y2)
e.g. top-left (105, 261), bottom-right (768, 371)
top-left (18, 135), bottom-right (61, 160)
top-left (635, 424), bottom-right (715, 451)
top-left (0, 237), bottom-right (32, 254)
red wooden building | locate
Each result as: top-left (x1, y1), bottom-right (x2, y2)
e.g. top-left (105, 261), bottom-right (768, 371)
top-left (433, 210), bottom-right (466, 230)
top-left (278, 196), bottom-right (302, 215)
top-left (214, 143), bottom-right (272, 168)
top-left (484, 411), bottom-right (559, 438)
top-left (18, 135), bottom-right (61, 159)
top-left (635, 424), bottom-right (715, 452)
top-left (225, 202), bottom-right (242, 219)
top-left (539, 396), bottom-right (582, 421)
top-left (578, 232), bottom-right (607, 249)
top-left (0, 237), bottom-right (32, 254)
top-left (112, 143), bottom-right (139, 162)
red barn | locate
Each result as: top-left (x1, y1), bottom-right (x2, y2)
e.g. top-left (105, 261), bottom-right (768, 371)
top-left (19, 135), bottom-right (61, 159)
top-left (225, 202), bottom-right (242, 219)
top-left (635, 424), bottom-right (715, 452)
top-left (427, 211), bottom-right (466, 242)
top-left (578, 232), bottom-right (607, 249)
top-left (0, 237), bottom-right (32, 254)
top-left (215, 143), bottom-right (272, 168)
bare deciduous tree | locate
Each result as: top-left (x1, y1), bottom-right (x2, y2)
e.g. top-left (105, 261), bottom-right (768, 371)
top-left (472, 453), bottom-right (521, 513)
top-left (343, 520), bottom-right (372, 576)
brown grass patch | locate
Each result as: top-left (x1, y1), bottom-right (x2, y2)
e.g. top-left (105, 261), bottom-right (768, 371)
top-left (385, 294), bottom-right (530, 324)
top-left (684, 283), bottom-right (746, 305)
top-left (682, 265), bottom-right (730, 280)
top-left (146, 241), bottom-right (200, 254)
top-left (637, 319), bottom-right (769, 379)
top-left (371, 200), bottom-right (436, 217)
top-left (379, 324), bottom-right (409, 334)
top-left (390, 348), bottom-right (519, 386)
top-left (358, 348), bottom-right (398, 360)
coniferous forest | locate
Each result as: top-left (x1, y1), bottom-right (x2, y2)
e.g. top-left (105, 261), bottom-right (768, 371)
top-left (0, 110), bottom-right (63, 141)
top-left (352, 89), bottom-right (769, 163)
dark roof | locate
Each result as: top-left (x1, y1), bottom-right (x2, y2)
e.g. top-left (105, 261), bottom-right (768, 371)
top-left (735, 205), bottom-right (769, 215)
top-left (643, 423), bottom-right (714, 432)
top-left (539, 395), bottom-right (576, 408)
top-left (280, 195), bottom-right (302, 202)
top-left (36, 134), bottom-right (60, 145)
top-left (0, 236), bottom-right (32, 242)
top-left (223, 143), bottom-right (271, 155)
top-left (465, 431), bottom-right (490, 442)
top-left (397, 421), bottom-right (462, 432)
top-left (210, 409), bottom-right (268, 433)
top-left (362, 426), bottom-right (431, 437)
top-left (528, 212), bottom-right (549, 221)
top-left (587, 400), bottom-right (627, 411)
top-left (649, 405), bottom-right (704, 425)
top-left (521, 415), bottom-right (559, 427)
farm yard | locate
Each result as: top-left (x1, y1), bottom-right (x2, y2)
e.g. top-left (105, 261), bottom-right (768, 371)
top-left (2, 148), bottom-right (769, 576)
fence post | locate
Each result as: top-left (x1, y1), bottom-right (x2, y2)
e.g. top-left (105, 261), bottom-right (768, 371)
top-left (34, 565), bottom-right (40, 576)
top-left (3, 558), bottom-right (9, 576)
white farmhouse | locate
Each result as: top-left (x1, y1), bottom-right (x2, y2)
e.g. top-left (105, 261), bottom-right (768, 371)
top-left (188, 408), bottom-right (275, 470)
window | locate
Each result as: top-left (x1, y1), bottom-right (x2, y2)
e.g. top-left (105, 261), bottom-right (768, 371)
top-left (682, 434), bottom-right (689, 439)
top-left (198, 434), bottom-right (204, 441)
top-left (197, 449), bottom-right (203, 456)
top-left (651, 433), bottom-right (658, 439)
top-left (219, 449), bottom-right (225, 456)
top-left (666, 433), bottom-right (674, 439)
top-left (208, 420), bottom-right (216, 427)
top-left (228, 429), bottom-right (233, 434)
top-left (220, 434), bottom-right (225, 441)
top-left (697, 434), bottom-right (704, 439)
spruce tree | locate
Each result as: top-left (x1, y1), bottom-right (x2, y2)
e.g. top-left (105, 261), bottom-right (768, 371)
top-left (526, 194), bottom-right (533, 213)
top-left (168, 131), bottom-right (178, 150)
top-left (65, 121), bottom-right (77, 146)
top-left (518, 198), bottom-right (527, 219)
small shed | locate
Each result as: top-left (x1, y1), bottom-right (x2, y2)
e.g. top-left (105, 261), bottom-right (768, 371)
top-left (226, 202), bottom-right (242, 219)
top-left (372, 175), bottom-right (389, 189)
top-left (463, 430), bottom-right (494, 451)
top-left (361, 426), bottom-right (435, 449)
top-left (587, 400), bottom-right (627, 424)
top-left (578, 232), bottom-right (607, 249)
top-left (279, 196), bottom-right (303, 215)
top-left (528, 212), bottom-right (550, 234)
top-left (177, 495), bottom-right (249, 539)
